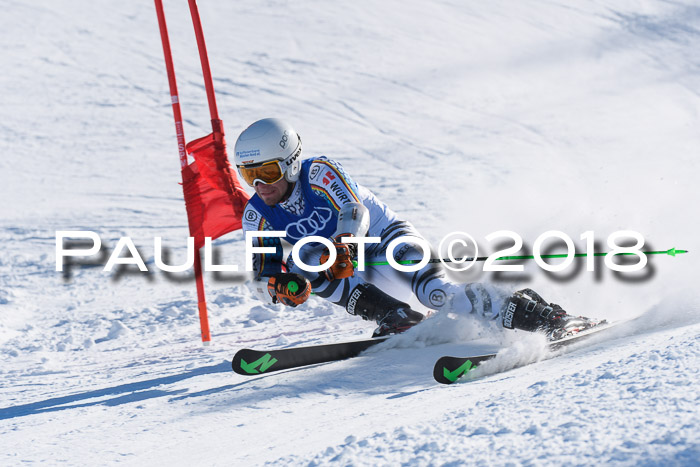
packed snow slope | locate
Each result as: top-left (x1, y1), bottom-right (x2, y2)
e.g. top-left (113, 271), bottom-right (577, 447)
top-left (1, 0), bottom-right (699, 465)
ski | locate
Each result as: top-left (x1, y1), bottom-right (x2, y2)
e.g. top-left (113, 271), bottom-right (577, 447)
top-left (233, 320), bottom-right (622, 380)
top-left (433, 320), bottom-right (619, 384)
top-left (232, 336), bottom-right (390, 376)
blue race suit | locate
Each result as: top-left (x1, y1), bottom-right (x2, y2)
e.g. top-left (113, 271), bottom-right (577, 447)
top-left (241, 157), bottom-right (505, 318)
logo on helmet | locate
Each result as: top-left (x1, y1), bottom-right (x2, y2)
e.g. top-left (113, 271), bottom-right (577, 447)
top-left (236, 149), bottom-right (260, 159)
top-left (285, 147), bottom-right (300, 166)
top-left (279, 130), bottom-right (289, 149)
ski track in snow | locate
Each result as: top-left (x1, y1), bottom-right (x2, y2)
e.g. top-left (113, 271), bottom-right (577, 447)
top-left (1, 0), bottom-right (700, 465)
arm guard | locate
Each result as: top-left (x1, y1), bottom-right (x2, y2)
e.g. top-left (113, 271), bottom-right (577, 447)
top-left (332, 202), bottom-right (370, 238)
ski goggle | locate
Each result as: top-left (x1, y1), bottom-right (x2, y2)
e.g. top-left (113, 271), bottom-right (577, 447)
top-left (238, 160), bottom-right (286, 186)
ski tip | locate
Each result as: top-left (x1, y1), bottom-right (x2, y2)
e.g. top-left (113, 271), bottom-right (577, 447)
top-left (231, 350), bottom-right (280, 376)
top-left (433, 357), bottom-right (460, 385)
top-left (433, 354), bottom-right (493, 384)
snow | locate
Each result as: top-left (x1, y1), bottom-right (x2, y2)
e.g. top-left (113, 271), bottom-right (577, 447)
top-left (1, 0), bottom-right (699, 465)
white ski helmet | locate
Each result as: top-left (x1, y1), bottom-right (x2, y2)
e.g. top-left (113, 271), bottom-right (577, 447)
top-left (234, 118), bottom-right (302, 184)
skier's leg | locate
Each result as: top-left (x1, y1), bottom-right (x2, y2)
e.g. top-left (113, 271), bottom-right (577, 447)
top-left (361, 221), bottom-right (510, 319)
top-left (288, 227), bottom-right (594, 340)
top-left (500, 288), bottom-right (599, 340)
top-left (365, 235), bottom-right (597, 339)
top-left (343, 282), bottom-right (425, 337)
top-left (378, 241), bottom-right (598, 339)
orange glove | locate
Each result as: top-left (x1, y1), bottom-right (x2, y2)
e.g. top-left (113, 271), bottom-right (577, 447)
top-left (267, 273), bottom-right (311, 307)
top-left (320, 234), bottom-right (356, 281)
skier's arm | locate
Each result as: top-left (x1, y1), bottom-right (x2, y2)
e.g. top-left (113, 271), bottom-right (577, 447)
top-left (322, 202), bottom-right (371, 281)
top-left (248, 271), bottom-right (311, 307)
top-left (241, 205), bottom-right (285, 278)
top-left (242, 205), bottom-right (286, 303)
top-left (308, 159), bottom-right (362, 213)
top-left (308, 159), bottom-right (371, 281)
top-left (333, 202), bottom-right (370, 239)
top-left (242, 204), bottom-right (312, 307)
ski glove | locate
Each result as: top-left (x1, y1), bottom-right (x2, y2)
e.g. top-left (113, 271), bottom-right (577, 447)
top-left (320, 234), bottom-right (356, 281)
top-left (267, 273), bottom-right (311, 307)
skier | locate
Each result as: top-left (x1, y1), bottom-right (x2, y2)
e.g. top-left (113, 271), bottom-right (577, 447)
top-left (234, 118), bottom-right (594, 340)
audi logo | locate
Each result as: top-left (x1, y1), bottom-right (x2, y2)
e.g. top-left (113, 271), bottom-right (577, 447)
top-left (286, 207), bottom-right (334, 240)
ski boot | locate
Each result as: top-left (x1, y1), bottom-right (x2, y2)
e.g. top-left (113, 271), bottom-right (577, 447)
top-left (372, 307), bottom-right (426, 338)
top-left (501, 288), bottom-right (597, 341)
top-left (345, 283), bottom-right (425, 338)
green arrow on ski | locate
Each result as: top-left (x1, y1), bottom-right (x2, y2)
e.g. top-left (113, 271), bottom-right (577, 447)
top-left (239, 353), bottom-right (278, 374)
top-left (443, 359), bottom-right (475, 383)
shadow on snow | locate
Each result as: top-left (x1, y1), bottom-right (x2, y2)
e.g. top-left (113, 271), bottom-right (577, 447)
top-left (0, 361), bottom-right (232, 420)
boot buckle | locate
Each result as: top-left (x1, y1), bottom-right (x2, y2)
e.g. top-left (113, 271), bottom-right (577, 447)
top-left (540, 305), bottom-right (554, 319)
